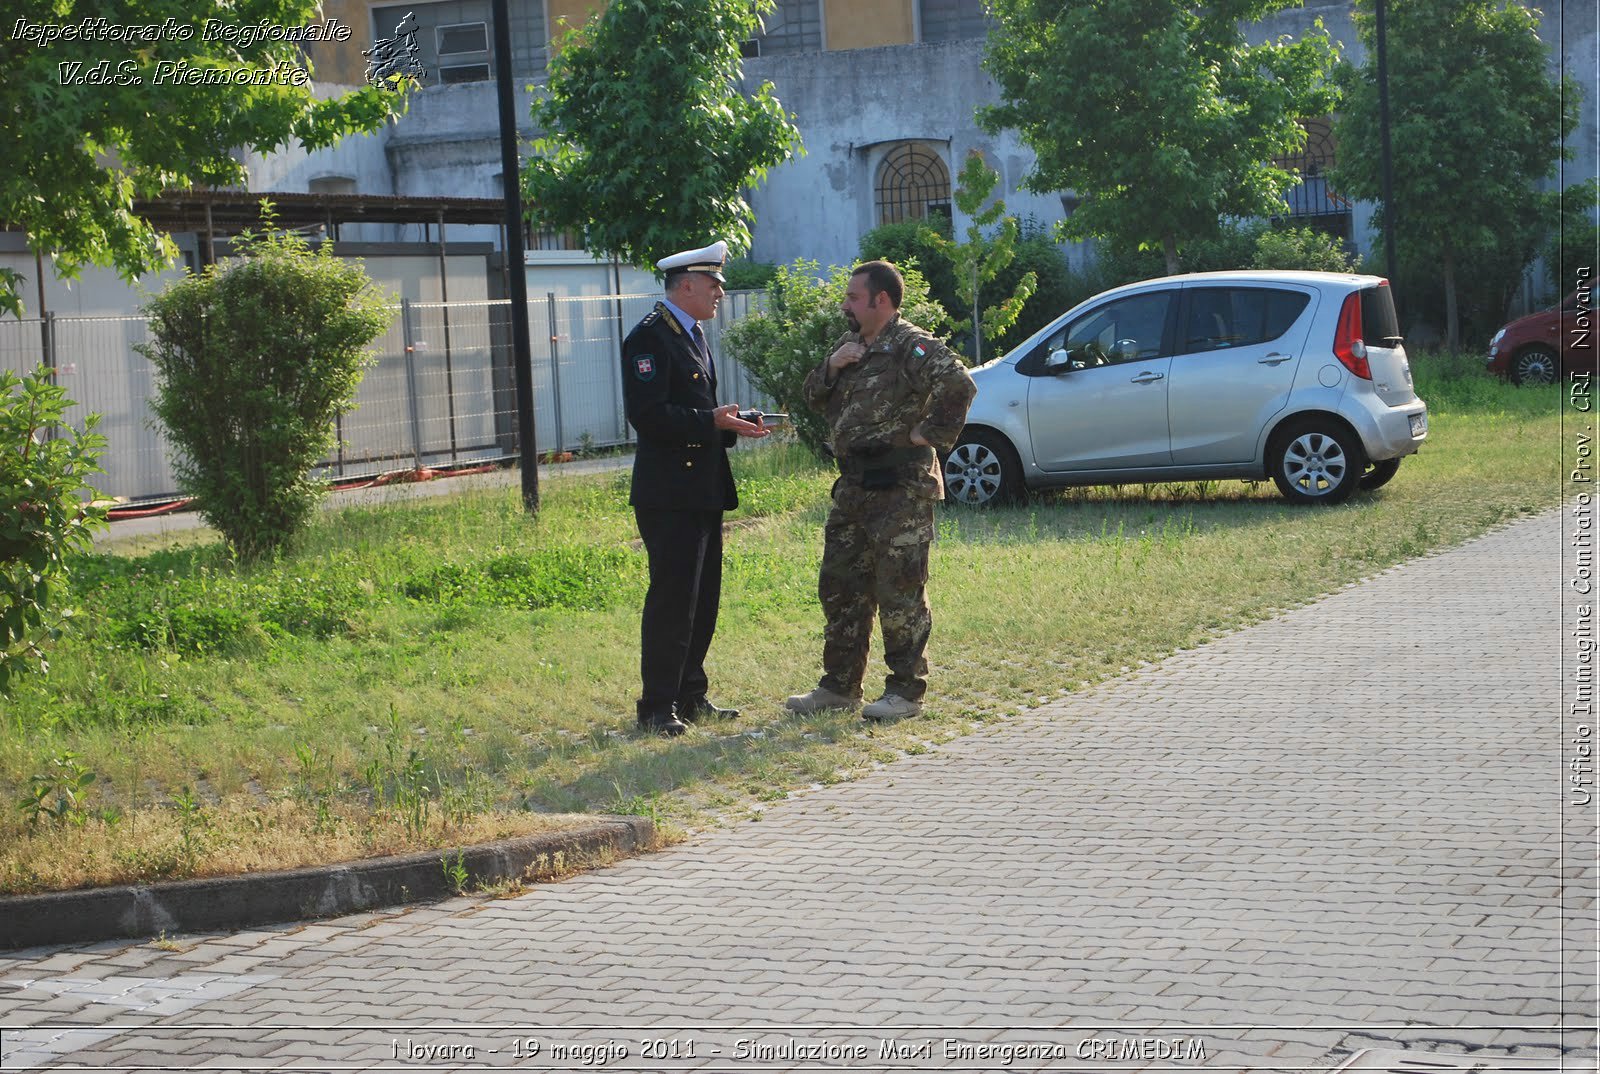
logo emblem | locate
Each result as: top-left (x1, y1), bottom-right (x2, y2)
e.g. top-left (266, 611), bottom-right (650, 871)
top-left (634, 355), bottom-right (656, 380)
top-left (914, 344), bottom-right (928, 358)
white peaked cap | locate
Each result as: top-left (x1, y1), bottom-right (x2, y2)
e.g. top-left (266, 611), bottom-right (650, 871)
top-left (656, 240), bottom-right (728, 282)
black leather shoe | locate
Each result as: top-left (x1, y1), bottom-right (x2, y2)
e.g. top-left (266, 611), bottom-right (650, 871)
top-left (676, 698), bottom-right (740, 723)
top-left (637, 712), bottom-right (688, 737)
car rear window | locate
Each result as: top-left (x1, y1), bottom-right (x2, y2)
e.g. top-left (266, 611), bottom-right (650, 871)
top-left (1183, 287), bottom-right (1310, 353)
top-left (1361, 284), bottom-right (1401, 343)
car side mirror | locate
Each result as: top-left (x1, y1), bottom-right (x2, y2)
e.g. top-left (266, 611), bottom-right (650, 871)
top-left (1044, 348), bottom-right (1074, 372)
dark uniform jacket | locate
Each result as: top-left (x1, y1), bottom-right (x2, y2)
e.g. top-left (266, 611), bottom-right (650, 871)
top-left (623, 302), bottom-right (738, 511)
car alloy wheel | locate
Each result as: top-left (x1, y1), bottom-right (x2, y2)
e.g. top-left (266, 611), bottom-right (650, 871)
top-left (1511, 347), bottom-right (1557, 387)
top-left (943, 431), bottom-right (1022, 507)
top-left (1271, 420), bottom-right (1363, 505)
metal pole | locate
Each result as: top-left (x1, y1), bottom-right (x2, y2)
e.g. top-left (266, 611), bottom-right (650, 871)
top-left (203, 200), bottom-right (216, 267)
top-left (547, 292), bottom-right (564, 452)
top-left (34, 248), bottom-right (51, 436)
top-left (400, 297), bottom-right (424, 469)
top-left (611, 258), bottom-right (627, 442)
top-left (40, 311), bottom-right (56, 444)
top-left (436, 209), bottom-right (459, 463)
top-left (1375, 0), bottom-right (1399, 290)
top-left (493, 0), bottom-right (539, 511)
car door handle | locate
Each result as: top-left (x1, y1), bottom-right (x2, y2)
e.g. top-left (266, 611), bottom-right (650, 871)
top-left (1130, 371), bottom-right (1165, 384)
top-left (1257, 353), bottom-right (1294, 365)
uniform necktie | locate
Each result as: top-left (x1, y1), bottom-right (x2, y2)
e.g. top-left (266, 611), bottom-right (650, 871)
top-left (692, 322), bottom-right (715, 382)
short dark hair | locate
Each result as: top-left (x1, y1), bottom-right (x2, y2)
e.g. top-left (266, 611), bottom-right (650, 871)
top-left (851, 260), bottom-right (904, 309)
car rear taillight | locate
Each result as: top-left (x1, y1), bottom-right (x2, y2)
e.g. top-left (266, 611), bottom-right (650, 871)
top-left (1333, 292), bottom-right (1371, 379)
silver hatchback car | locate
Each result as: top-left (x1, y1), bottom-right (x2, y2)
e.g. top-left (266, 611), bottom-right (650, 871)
top-left (944, 270), bottom-right (1428, 506)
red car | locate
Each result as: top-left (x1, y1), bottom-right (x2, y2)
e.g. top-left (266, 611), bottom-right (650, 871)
top-left (1486, 292), bottom-right (1592, 385)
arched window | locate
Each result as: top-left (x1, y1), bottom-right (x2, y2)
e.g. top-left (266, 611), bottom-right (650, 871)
top-left (1274, 117), bottom-right (1350, 237)
top-left (874, 143), bottom-right (952, 226)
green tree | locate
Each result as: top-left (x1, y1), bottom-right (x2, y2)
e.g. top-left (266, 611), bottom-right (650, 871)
top-left (1331, 0), bottom-right (1580, 348)
top-left (723, 261), bottom-right (950, 460)
top-left (0, 0), bottom-right (409, 318)
top-left (1545, 182), bottom-right (1600, 303)
top-left (979, 0), bottom-right (1341, 274)
top-left (522, 0), bottom-right (804, 267)
top-left (0, 368), bottom-right (107, 693)
top-left (137, 210), bottom-right (391, 561)
top-left (924, 152), bottom-right (1038, 364)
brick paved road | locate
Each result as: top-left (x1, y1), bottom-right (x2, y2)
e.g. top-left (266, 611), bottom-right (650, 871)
top-left (3, 509), bottom-right (1593, 1072)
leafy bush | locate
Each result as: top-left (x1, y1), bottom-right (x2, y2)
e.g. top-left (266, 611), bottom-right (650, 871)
top-left (137, 208), bottom-right (391, 561)
top-left (722, 259), bottom-right (950, 459)
top-left (0, 367), bottom-right (107, 692)
top-left (1093, 221), bottom-right (1358, 286)
top-left (858, 219), bottom-right (959, 306)
top-left (1252, 226), bottom-right (1360, 272)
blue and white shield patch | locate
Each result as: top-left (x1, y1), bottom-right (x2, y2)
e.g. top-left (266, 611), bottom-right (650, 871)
top-left (634, 355), bottom-right (656, 381)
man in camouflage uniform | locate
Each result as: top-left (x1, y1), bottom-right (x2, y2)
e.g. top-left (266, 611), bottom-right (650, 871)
top-left (785, 260), bottom-right (976, 722)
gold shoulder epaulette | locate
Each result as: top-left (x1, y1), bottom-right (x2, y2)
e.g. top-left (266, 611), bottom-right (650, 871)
top-left (655, 303), bottom-right (687, 337)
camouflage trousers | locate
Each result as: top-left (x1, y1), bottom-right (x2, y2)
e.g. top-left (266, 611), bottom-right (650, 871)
top-left (816, 480), bottom-right (936, 703)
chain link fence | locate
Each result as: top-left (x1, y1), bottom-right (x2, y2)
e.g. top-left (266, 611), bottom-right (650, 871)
top-left (0, 291), bottom-right (772, 505)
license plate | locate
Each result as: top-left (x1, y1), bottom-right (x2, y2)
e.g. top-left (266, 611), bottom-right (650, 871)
top-left (1410, 412), bottom-right (1427, 437)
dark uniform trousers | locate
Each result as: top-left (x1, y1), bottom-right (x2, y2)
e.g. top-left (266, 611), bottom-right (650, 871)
top-left (635, 507), bottom-right (723, 717)
top-left (621, 302), bottom-right (738, 722)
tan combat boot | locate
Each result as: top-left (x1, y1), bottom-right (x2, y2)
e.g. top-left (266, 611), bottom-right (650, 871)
top-left (784, 686), bottom-right (861, 714)
top-left (862, 693), bottom-right (922, 722)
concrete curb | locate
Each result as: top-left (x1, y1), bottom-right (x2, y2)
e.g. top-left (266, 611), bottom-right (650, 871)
top-left (0, 816), bottom-right (654, 949)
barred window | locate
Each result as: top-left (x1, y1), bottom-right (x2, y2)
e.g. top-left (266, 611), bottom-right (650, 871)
top-left (751, 0), bottom-right (822, 54)
top-left (875, 143), bottom-right (952, 226)
top-left (919, 0), bottom-right (990, 42)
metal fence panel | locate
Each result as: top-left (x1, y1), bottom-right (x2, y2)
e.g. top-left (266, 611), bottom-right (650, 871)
top-left (4, 289), bottom-right (778, 505)
top-left (403, 299), bottom-right (504, 468)
top-left (331, 306), bottom-right (413, 475)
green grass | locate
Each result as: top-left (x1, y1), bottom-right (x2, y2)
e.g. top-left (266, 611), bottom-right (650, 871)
top-left (0, 356), bottom-right (1565, 893)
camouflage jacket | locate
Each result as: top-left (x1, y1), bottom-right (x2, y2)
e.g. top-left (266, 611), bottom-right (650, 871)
top-left (802, 315), bottom-right (976, 500)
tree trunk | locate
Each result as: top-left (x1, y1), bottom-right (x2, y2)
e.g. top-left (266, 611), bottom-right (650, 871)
top-left (1163, 235), bottom-right (1180, 276)
top-left (1442, 247), bottom-right (1459, 351)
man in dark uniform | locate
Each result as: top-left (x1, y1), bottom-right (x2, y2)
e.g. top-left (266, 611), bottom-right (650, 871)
top-left (623, 240), bottom-right (768, 736)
